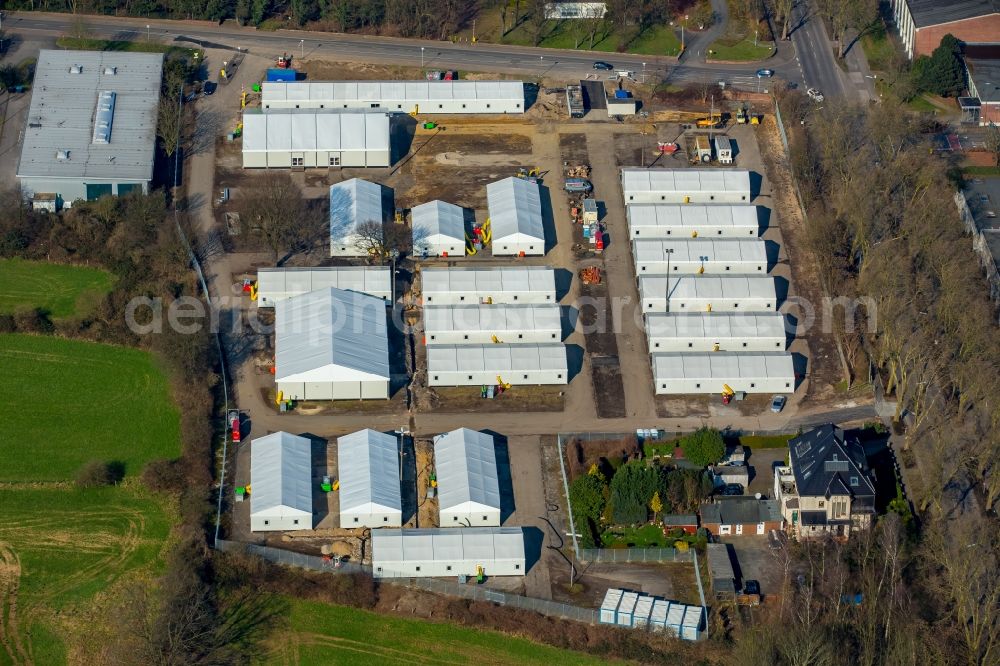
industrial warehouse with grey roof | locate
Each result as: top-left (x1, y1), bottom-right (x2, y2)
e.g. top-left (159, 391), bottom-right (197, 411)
top-left (17, 50), bottom-right (164, 205)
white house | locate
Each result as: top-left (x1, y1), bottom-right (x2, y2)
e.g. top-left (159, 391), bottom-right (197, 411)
top-left (274, 288), bottom-right (390, 400)
top-left (652, 352), bottom-right (796, 395)
top-left (627, 204), bottom-right (760, 239)
top-left (426, 343), bottom-right (568, 386)
top-left (261, 80), bottom-right (525, 114)
top-left (422, 304), bottom-right (562, 345)
top-left (412, 200), bottom-right (466, 258)
top-left (638, 275), bottom-right (777, 312)
top-left (241, 110), bottom-right (391, 169)
top-left (433, 428), bottom-right (502, 527)
top-left (644, 312), bottom-right (787, 353)
top-left (256, 267), bottom-right (391, 306)
top-left (632, 238), bottom-right (768, 275)
top-left (371, 527), bottom-right (526, 578)
top-left (337, 429), bottom-right (402, 528)
top-left (420, 267), bottom-right (557, 305)
top-left (250, 431), bottom-right (313, 532)
top-left (487, 177), bottom-right (545, 256)
top-left (621, 168), bottom-right (751, 204)
top-left (329, 178), bottom-right (391, 257)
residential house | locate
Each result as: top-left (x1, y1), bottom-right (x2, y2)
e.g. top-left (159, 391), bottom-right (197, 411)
top-left (661, 514), bottom-right (699, 535)
top-left (711, 463), bottom-right (750, 490)
top-left (774, 424), bottom-right (877, 539)
top-left (700, 496), bottom-right (782, 537)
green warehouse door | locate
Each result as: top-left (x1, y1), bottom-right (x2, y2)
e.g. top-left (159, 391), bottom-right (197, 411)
top-left (85, 183), bottom-right (113, 200)
top-left (117, 183), bottom-right (141, 195)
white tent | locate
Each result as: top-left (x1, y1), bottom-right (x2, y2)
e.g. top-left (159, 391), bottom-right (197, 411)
top-left (241, 110), bottom-right (391, 169)
top-left (412, 200), bottom-right (466, 258)
top-left (274, 288), bottom-right (390, 400)
top-left (433, 428), bottom-right (501, 527)
top-left (632, 238), bottom-right (768, 275)
top-left (421, 266), bottom-right (557, 305)
top-left (645, 312), bottom-right (787, 352)
top-left (337, 429), bottom-right (402, 527)
top-left (487, 177), bottom-right (545, 256)
top-left (621, 168), bottom-right (751, 204)
top-left (638, 275), bottom-right (777, 312)
top-left (627, 204), bottom-right (760, 239)
top-left (250, 432), bottom-right (313, 532)
top-left (329, 178), bottom-right (390, 257)
top-left (652, 352), bottom-right (795, 395)
top-left (256, 267), bottom-right (391, 306)
top-left (422, 304), bottom-right (562, 345)
top-left (262, 80), bottom-right (525, 114)
top-left (426, 343), bottom-right (568, 386)
top-left (371, 527), bottom-right (526, 578)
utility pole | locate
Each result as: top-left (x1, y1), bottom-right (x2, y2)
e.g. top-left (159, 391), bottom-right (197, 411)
top-left (421, 46), bottom-right (425, 68)
top-left (300, 39), bottom-right (305, 59)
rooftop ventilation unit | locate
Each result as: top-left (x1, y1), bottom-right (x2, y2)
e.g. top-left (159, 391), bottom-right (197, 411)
top-left (103, 66), bottom-right (117, 75)
top-left (56, 150), bottom-right (70, 161)
top-left (92, 90), bottom-right (116, 145)
top-left (70, 64), bottom-right (82, 74)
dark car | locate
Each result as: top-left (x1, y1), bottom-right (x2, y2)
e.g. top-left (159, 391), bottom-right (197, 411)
top-left (743, 580), bottom-right (761, 596)
top-left (593, 61), bottom-right (614, 71)
top-left (203, 81), bottom-right (217, 96)
top-left (721, 483), bottom-right (744, 496)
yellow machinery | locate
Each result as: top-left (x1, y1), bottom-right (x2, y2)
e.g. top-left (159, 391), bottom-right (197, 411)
top-left (713, 343), bottom-right (721, 352)
top-left (691, 231), bottom-right (698, 238)
top-left (275, 390), bottom-right (284, 406)
top-left (249, 283), bottom-right (258, 301)
top-left (332, 480), bottom-right (340, 491)
top-left (496, 375), bottom-right (512, 390)
top-left (696, 114), bottom-right (721, 128)
top-left (241, 90), bottom-right (247, 109)
top-left (491, 335), bottom-right (503, 344)
top-left (751, 114), bottom-right (761, 125)
top-left (721, 384), bottom-right (735, 405)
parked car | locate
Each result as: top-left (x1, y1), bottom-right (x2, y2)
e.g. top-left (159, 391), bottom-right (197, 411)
top-left (743, 580), bottom-right (761, 596)
top-left (203, 81), bottom-right (217, 96)
top-left (756, 68), bottom-right (774, 78)
top-left (768, 529), bottom-right (788, 551)
top-left (593, 61), bottom-right (614, 70)
top-left (807, 87), bottom-right (824, 102)
top-left (770, 395), bottom-right (787, 413)
top-left (721, 483), bottom-right (744, 496)
top-left (564, 177), bottom-right (593, 193)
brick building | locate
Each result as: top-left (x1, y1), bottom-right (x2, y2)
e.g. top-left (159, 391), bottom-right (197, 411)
top-left (964, 45), bottom-right (1000, 125)
top-left (700, 497), bottom-right (782, 537)
top-left (888, 0), bottom-right (1000, 59)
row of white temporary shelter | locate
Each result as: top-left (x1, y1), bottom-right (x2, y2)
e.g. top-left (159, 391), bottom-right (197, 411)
top-left (337, 429), bottom-right (402, 527)
top-left (426, 344), bottom-right (568, 386)
top-left (599, 588), bottom-right (704, 640)
top-left (329, 178), bottom-right (390, 257)
top-left (633, 238), bottom-right (768, 275)
top-left (242, 110), bottom-right (391, 169)
top-left (420, 266), bottom-right (557, 305)
top-left (256, 266), bottom-right (391, 306)
top-left (413, 200), bottom-right (466, 257)
top-left (638, 275), bottom-right (778, 312)
top-left (261, 80), bottom-right (526, 114)
top-left (423, 304), bottom-right (562, 344)
top-left (433, 428), bottom-right (502, 527)
top-left (371, 527), bottom-right (526, 578)
top-left (249, 431), bottom-right (314, 532)
top-left (487, 177), bottom-right (545, 256)
top-left (274, 288), bottom-right (390, 400)
top-left (652, 353), bottom-right (795, 394)
top-left (628, 204), bottom-right (760, 238)
top-left (645, 312), bottom-right (787, 353)
top-left (621, 168), bottom-right (751, 204)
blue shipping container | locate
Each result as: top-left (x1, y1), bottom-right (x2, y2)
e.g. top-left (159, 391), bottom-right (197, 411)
top-left (266, 68), bottom-right (297, 82)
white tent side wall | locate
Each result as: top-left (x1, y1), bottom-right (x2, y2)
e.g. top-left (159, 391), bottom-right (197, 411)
top-left (645, 312), bottom-right (787, 352)
top-left (241, 111), bottom-right (391, 169)
top-left (257, 267), bottom-right (391, 306)
top-left (440, 503), bottom-right (502, 526)
top-left (371, 527), bottom-right (526, 578)
top-left (426, 344), bottom-right (568, 386)
top-left (420, 267), bottom-right (557, 305)
top-left (638, 276), bottom-right (777, 312)
top-left (412, 200), bottom-right (467, 258)
top-left (652, 353), bottom-right (796, 395)
top-left (627, 204), bottom-right (760, 239)
top-left (422, 304), bottom-right (563, 345)
top-left (632, 238), bottom-right (768, 275)
top-left (262, 80), bottom-right (525, 114)
top-left (621, 168), bottom-right (752, 204)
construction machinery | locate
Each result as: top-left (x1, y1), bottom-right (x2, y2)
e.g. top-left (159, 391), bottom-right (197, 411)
top-left (490, 334), bottom-right (503, 344)
top-left (566, 85), bottom-right (585, 118)
top-left (721, 384), bottom-right (735, 405)
top-left (276, 53), bottom-right (291, 69)
top-left (496, 376), bottom-right (512, 391)
top-left (516, 167), bottom-right (540, 182)
top-left (579, 266), bottom-right (602, 285)
top-left (696, 114), bottom-right (722, 128)
top-left (394, 207), bottom-right (406, 224)
top-left (736, 106), bottom-right (748, 124)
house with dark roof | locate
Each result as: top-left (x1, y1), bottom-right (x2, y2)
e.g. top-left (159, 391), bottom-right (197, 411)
top-left (888, 0), bottom-right (1000, 59)
top-left (963, 44), bottom-right (1000, 125)
top-left (699, 496), bottom-right (782, 537)
top-left (662, 514), bottom-right (699, 535)
top-left (774, 425), bottom-right (876, 539)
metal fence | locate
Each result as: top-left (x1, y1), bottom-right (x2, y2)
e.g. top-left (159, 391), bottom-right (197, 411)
top-left (216, 539), bottom-right (370, 574)
top-left (578, 547), bottom-right (691, 563)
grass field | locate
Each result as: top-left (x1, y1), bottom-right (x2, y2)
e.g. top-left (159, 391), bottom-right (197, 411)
top-left (264, 598), bottom-right (610, 666)
top-left (0, 258), bottom-right (114, 318)
top-left (55, 36), bottom-right (198, 59)
top-left (708, 36), bottom-right (775, 61)
top-left (0, 333), bottom-right (181, 481)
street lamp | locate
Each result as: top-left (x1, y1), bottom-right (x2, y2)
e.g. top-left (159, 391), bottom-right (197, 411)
top-left (300, 39), bottom-right (305, 59)
top-left (421, 46), bottom-right (425, 68)
top-left (665, 248), bottom-right (674, 312)
top-left (642, 62), bottom-right (646, 82)
top-left (146, 25), bottom-right (150, 42)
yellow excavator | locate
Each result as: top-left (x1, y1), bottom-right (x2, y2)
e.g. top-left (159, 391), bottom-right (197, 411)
top-left (721, 384), bottom-right (735, 405)
top-left (496, 375), bottom-right (512, 390)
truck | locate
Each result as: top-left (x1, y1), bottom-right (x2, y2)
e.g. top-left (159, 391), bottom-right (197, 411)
top-left (566, 85), bottom-right (585, 118)
top-left (564, 178), bottom-right (593, 193)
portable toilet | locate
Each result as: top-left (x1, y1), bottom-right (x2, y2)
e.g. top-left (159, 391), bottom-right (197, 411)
top-left (649, 599), bottom-right (669, 632)
top-left (616, 591), bottom-right (640, 626)
top-left (599, 588), bottom-right (623, 624)
top-left (666, 602), bottom-right (685, 637)
top-left (632, 595), bottom-right (654, 629)
top-left (681, 605), bottom-right (702, 640)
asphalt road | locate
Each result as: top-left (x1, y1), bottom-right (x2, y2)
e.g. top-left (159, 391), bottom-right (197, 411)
top-left (787, 0), bottom-right (849, 100)
top-left (7, 11), bottom-right (803, 92)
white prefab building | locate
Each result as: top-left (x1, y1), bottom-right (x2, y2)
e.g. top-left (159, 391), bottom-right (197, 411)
top-left (621, 168), bottom-right (752, 204)
top-left (487, 177), bottom-right (545, 256)
top-left (638, 275), bottom-right (777, 312)
top-left (423, 304), bottom-right (562, 345)
top-left (337, 429), bottom-right (402, 527)
top-left (250, 432), bottom-right (313, 532)
top-left (329, 178), bottom-right (391, 257)
top-left (420, 267), bottom-right (557, 305)
top-left (632, 238), bottom-right (768, 275)
top-left (412, 200), bottom-right (466, 258)
top-left (715, 136), bottom-right (734, 164)
top-left (274, 288), bottom-right (390, 400)
top-left (371, 527), bottom-right (526, 578)
top-left (241, 110), bottom-right (391, 169)
top-left (433, 428), bottom-right (502, 527)
top-left (261, 80), bottom-right (525, 114)
top-left (17, 50), bottom-right (164, 205)
top-left (427, 344), bottom-right (568, 386)
top-left (652, 353), bottom-right (796, 395)
top-left (256, 267), bottom-right (391, 306)
top-left (645, 312), bottom-right (787, 353)
top-left (627, 204), bottom-right (760, 238)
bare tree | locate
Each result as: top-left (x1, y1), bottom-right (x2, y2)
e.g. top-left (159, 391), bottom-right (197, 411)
top-left (237, 172), bottom-right (309, 262)
top-left (984, 123), bottom-right (1000, 167)
top-left (774, 0), bottom-right (794, 40)
top-left (157, 94), bottom-right (181, 158)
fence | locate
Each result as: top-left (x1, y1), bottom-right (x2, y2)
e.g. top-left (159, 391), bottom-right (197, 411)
top-left (578, 547), bottom-right (691, 564)
top-left (216, 539), bottom-right (369, 575)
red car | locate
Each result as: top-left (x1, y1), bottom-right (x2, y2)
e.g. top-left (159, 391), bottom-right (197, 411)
top-left (229, 410), bottom-right (241, 443)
